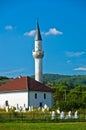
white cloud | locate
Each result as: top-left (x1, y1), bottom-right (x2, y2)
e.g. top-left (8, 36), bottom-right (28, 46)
top-left (5, 25), bottom-right (14, 30)
top-left (74, 67), bottom-right (86, 71)
top-left (24, 30), bottom-right (35, 36)
top-left (66, 51), bottom-right (85, 57)
top-left (45, 28), bottom-right (63, 35)
top-left (24, 28), bottom-right (63, 37)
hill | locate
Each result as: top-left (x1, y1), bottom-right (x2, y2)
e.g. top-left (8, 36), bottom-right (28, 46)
top-left (43, 74), bottom-right (86, 86)
top-left (0, 74), bottom-right (86, 87)
top-left (32, 74), bottom-right (86, 88)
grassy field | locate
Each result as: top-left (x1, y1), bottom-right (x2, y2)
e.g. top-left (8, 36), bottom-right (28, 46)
top-left (0, 122), bottom-right (86, 130)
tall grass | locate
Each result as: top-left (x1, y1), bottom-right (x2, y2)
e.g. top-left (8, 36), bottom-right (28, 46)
top-left (0, 110), bottom-right (86, 122)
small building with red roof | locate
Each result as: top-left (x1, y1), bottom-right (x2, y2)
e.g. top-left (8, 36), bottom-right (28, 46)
top-left (0, 76), bottom-right (53, 109)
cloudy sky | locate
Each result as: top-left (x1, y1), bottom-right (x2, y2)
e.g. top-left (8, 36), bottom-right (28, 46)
top-left (0, 0), bottom-right (86, 77)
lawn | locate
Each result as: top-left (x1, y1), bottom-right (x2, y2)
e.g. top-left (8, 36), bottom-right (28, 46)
top-left (0, 122), bottom-right (86, 130)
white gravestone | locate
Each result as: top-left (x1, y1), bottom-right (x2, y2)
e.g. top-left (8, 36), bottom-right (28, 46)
top-left (74, 111), bottom-right (78, 119)
top-left (5, 106), bottom-right (8, 112)
top-left (57, 109), bottom-right (60, 114)
top-left (60, 111), bottom-right (64, 119)
top-left (68, 111), bottom-right (71, 118)
top-left (51, 111), bottom-right (55, 120)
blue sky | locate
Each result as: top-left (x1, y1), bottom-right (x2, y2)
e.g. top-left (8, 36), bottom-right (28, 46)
top-left (0, 0), bottom-right (86, 77)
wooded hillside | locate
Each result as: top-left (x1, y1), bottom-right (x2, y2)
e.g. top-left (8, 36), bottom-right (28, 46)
top-left (43, 74), bottom-right (86, 88)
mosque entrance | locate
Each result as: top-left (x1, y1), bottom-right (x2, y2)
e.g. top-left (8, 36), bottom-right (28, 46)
top-left (5, 100), bottom-right (8, 106)
top-left (39, 102), bottom-right (42, 107)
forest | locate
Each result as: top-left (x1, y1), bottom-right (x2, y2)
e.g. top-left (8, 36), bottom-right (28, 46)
top-left (0, 74), bottom-right (86, 111)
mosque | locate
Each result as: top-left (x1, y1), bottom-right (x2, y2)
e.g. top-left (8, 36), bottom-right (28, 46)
top-left (0, 21), bottom-right (53, 109)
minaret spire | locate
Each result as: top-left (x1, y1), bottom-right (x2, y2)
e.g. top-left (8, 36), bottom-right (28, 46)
top-left (32, 21), bottom-right (44, 83)
top-left (35, 20), bottom-right (42, 41)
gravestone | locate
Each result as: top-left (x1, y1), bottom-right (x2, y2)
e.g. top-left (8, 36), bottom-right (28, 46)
top-left (5, 106), bottom-right (8, 112)
top-left (74, 111), bottom-right (78, 119)
top-left (68, 111), bottom-right (71, 118)
top-left (51, 111), bottom-right (55, 120)
top-left (60, 111), bottom-right (64, 119)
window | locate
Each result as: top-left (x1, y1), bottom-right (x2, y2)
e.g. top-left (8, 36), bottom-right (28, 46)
top-left (44, 93), bottom-right (46, 99)
top-left (35, 93), bottom-right (37, 99)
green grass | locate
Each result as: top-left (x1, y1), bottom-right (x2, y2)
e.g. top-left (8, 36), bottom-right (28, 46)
top-left (0, 122), bottom-right (86, 130)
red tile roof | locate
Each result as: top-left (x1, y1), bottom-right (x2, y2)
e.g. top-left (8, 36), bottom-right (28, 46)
top-left (0, 76), bottom-right (52, 92)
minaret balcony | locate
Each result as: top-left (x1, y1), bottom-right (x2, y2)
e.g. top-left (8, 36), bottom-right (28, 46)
top-left (32, 50), bottom-right (44, 58)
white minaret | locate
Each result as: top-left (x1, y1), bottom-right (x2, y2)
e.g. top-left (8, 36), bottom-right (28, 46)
top-left (32, 21), bottom-right (44, 83)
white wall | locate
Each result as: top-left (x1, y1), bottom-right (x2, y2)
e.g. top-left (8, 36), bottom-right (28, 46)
top-left (0, 91), bottom-right (28, 108)
top-left (0, 91), bottom-right (53, 109)
top-left (29, 91), bottom-right (53, 107)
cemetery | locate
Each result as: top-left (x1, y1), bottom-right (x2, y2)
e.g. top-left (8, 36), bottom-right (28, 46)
top-left (0, 105), bottom-right (86, 123)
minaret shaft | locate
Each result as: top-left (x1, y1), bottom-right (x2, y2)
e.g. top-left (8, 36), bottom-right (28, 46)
top-left (35, 58), bottom-right (43, 82)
